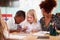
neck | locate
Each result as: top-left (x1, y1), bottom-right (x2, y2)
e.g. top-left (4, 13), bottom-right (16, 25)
top-left (45, 13), bottom-right (52, 19)
top-left (28, 22), bottom-right (33, 24)
top-left (14, 18), bottom-right (20, 24)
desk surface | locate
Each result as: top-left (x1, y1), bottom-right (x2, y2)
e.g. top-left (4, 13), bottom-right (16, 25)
top-left (4, 31), bottom-right (60, 40)
top-left (23, 34), bottom-right (60, 40)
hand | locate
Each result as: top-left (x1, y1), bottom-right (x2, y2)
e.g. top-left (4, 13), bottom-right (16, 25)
top-left (31, 29), bottom-right (38, 33)
top-left (17, 26), bottom-right (22, 32)
top-left (22, 26), bottom-right (28, 32)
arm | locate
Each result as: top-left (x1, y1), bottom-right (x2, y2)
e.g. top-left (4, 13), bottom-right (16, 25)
top-left (7, 19), bottom-right (21, 33)
top-left (31, 21), bottom-right (42, 33)
top-left (22, 26), bottom-right (28, 32)
top-left (9, 29), bottom-right (21, 33)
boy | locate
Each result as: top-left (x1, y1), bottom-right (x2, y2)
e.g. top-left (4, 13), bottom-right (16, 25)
top-left (7, 10), bottom-right (25, 33)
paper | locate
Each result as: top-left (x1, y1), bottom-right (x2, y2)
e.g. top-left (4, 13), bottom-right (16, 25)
top-left (33, 31), bottom-right (49, 36)
top-left (9, 34), bottom-right (26, 39)
top-left (3, 30), bottom-right (27, 39)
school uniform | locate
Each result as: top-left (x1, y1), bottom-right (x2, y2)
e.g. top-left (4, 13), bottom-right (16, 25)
top-left (20, 20), bottom-right (41, 32)
top-left (7, 18), bottom-right (21, 30)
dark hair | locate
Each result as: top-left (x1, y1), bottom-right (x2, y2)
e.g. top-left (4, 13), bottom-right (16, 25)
top-left (39, 0), bottom-right (57, 13)
top-left (16, 10), bottom-right (25, 18)
top-left (56, 13), bottom-right (60, 16)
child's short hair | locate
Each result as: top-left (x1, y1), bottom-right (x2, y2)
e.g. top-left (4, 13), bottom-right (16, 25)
top-left (16, 10), bottom-right (25, 18)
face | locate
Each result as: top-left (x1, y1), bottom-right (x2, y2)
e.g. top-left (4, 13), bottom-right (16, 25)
top-left (41, 8), bottom-right (47, 17)
top-left (15, 16), bottom-right (25, 24)
top-left (27, 14), bottom-right (34, 23)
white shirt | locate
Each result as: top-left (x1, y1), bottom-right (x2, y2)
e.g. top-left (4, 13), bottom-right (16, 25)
top-left (20, 20), bottom-right (41, 32)
top-left (7, 18), bottom-right (21, 30)
top-left (3, 18), bottom-right (26, 39)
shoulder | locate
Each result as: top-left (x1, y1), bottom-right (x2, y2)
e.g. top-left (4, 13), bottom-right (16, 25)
top-left (37, 21), bottom-right (40, 24)
top-left (51, 14), bottom-right (60, 24)
top-left (39, 17), bottom-right (44, 23)
top-left (40, 17), bottom-right (44, 20)
top-left (7, 17), bottom-right (15, 24)
top-left (20, 20), bottom-right (28, 24)
top-left (20, 20), bottom-right (29, 26)
top-left (52, 14), bottom-right (59, 21)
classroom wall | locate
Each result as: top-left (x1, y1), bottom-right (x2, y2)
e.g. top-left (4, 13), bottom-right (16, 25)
top-left (1, 0), bottom-right (60, 20)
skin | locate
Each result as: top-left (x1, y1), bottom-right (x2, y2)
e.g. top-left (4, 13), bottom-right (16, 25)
top-left (9, 15), bottom-right (25, 33)
top-left (23, 13), bottom-right (38, 33)
top-left (14, 16), bottom-right (25, 24)
top-left (22, 14), bottom-right (34, 32)
top-left (41, 8), bottom-right (52, 27)
top-left (27, 14), bottom-right (34, 24)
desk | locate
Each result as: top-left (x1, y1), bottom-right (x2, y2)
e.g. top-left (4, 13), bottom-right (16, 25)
top-left (4, 31), bottom-right (60, 40)
top-left (23, 34), bottom-right (60, 40)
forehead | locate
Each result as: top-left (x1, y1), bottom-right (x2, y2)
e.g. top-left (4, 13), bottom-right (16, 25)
top-left (27, 14), bottom-right (33, 17)
top-left (41, 8), bottom-right (45, 11)
top-left (16, 16), bottom-right (24, 18)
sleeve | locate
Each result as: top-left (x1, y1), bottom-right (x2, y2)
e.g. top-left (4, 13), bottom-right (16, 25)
top-left (35, 21), bottom-right (42, 31)
top-left (55, 16), bottom-right (60, 30)
top-left (39, 17), bottom-right (45, 31)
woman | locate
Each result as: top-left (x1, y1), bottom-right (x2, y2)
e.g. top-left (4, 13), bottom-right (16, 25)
top-left (39, 0), bottom-right (60, 31)
top-left (21, 9), bottom-right (41, 33)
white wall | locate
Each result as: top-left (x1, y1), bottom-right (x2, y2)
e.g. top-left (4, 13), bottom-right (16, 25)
top-left (19, 0), bottom-right (60, 20)
top-left (1, 0), bottom-right (60, 20)
top-left (19, 0), bottom-right (44, 20)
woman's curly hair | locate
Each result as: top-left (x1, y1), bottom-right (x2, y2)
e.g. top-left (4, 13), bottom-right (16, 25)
top-left (39, 0), bottom-right (57, 13)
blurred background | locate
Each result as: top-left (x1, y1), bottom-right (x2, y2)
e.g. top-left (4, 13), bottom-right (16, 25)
top-left (0, 0), bottom-right (60, 20)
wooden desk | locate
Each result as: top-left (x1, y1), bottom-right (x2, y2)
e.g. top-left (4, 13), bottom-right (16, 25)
top-left (23, 33), bottom-right (60, 40)
top-left (22, 30), bottom-right (60, 40)
top-left (5, 32), bottom-right (60, 40)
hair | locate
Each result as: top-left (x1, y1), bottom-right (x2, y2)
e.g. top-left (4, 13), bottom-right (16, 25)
top-left (16, 10), bottom-right (25, 19)
top-left (27, 9), bottom-right (37, 23)
top-left (56, 13), bottom-right (60, 16)
top-left (39, 0), bottom-right (57, 13)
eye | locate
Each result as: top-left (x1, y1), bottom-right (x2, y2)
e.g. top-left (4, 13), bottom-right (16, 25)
top-left (29, 17), bottom-right (32, 19)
